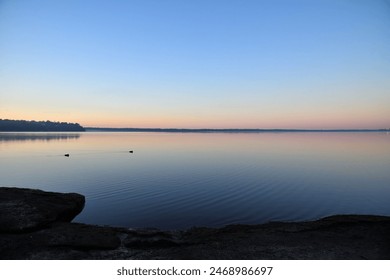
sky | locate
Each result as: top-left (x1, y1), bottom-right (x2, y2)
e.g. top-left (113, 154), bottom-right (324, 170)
top-left (0, 0), bottom-right (389, 129)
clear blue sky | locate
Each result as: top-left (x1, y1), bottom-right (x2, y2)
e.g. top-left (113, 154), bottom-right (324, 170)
top-left (1, 0), bottom-right (389, 128)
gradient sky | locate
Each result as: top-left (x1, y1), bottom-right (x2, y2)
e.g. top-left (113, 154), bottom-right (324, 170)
top-left (1, 0), bottom-right (389, 128)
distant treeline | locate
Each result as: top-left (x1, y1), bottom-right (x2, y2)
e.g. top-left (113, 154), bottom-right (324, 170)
top-left (86, 127), bottom-right (388, 133)
top-left (0, 119), bottom-right (85, 132)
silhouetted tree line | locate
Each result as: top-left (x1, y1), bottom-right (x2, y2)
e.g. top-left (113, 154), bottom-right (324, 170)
top-left (0, 119), bottom-right (85, 131)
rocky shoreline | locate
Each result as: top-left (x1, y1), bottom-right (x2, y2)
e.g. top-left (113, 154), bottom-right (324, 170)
top-left (1, 187), bottom-right (389, 259)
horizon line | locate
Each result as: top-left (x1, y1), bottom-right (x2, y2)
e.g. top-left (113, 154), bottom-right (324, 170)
top-left (85, 127), bottom-right (389, 132)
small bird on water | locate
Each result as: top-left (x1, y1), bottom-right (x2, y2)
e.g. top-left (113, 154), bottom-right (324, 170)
top-left (64, 154), bottom-right (70, 157)
top-left (129, 150), bottom-right (133, 153)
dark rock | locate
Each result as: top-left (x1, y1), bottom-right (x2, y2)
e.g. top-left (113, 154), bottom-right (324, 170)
top-left (124, 229), bottom-right (183, 248)
top-left (39, 222), bottom-right (121, 250)
top-left (172, 215), bottom-right (390, 260)
top-left (26, 249), bottom-right (91, 260)
top-left (0, 222), bottom-right (121, 260)
top-left (0, 187), bottom-right (85, 233)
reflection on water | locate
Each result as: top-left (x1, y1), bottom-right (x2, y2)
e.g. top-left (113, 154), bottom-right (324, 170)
top-left (0, 132), bottom-right (81, 142)
top-left (0, 132), bottom-right (389, 229)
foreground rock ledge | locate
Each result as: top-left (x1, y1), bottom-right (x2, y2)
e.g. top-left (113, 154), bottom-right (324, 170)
top-left (0, 187), bottom-right (85, 233)
top-left (1, 187), bottom-right (389, 259)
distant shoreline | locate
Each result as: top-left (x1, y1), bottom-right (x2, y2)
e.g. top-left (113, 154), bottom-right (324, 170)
top-left (0, 119), bottom-right (85, 132)
top-left (85, 127), bottom-right (389, 133)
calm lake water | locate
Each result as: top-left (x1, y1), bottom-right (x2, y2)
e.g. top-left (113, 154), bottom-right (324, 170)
top-left (1, 131), bottom-right (389, 229)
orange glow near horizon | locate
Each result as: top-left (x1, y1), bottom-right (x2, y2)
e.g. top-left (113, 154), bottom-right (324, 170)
top-left (3, 112), bottom-right (388, 130)
top-left (2, 93), bottom-right (389, 129)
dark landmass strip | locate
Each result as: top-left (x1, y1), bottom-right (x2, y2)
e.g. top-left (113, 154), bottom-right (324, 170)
top-left (1, 187), bottom-right (389, 260)
top-left (86, 127), bottom-right (389, 133)
top-left (0, 119), bottom-right (85, 132)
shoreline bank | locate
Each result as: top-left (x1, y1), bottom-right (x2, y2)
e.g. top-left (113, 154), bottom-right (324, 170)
top-left (1, 187), bottom-right (389, 259)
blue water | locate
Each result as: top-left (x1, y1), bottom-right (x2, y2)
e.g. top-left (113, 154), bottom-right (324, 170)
top-left (1, 131), bottom-right (389, 229)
